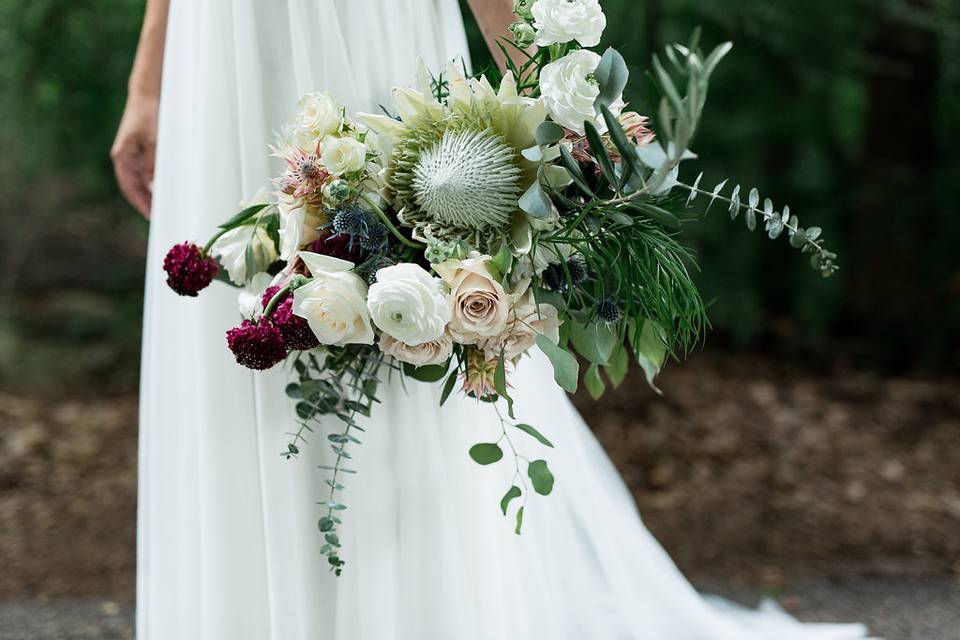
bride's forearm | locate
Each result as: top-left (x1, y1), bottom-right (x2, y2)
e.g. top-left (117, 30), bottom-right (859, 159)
top-left (128, 0), bottom-right (170, 99)
top-left (465, 0), bottom-right (530, 71)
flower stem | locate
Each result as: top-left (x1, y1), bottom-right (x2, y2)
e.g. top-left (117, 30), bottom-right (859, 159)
top-left (263, 284), bottom-right (292, 318)
top-left (357, 193), bottom-right (424, 250)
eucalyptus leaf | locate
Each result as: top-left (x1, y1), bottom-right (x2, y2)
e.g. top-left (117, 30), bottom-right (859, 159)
top-left (604, 342), bottom-right (629, 388)
top-left (593, 47), bottom-right (629, 112)
top-left (558, 145), bottom-right (596, 198)
top-left (515, 506), bottom-right (524, 535)
top-left (570, 321), bottom-right (618, 365)
top-left (500, 485), bottom-right (522, 515)
top-left (439, 369), bottom-right (458, 406)
top-left (527, 459), bottom-right (555, 496)
top-left (536, 333), bottom-right (579, 393)
top-left (519, 179), bottom-right (554, 219)
top-left (635, 320), bottom-right (668, 393)
top-left (535, 121), bottom-right (565, 146)
top-left (585, 362), bottom-right (606, 400)
top-left (512, 423), bottom-right (554, 448)
top-left (469, 443), bottom-right (504, 465)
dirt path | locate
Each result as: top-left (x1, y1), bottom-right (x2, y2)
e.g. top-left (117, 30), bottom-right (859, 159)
top-left (1, 579), bottom-right (957, 639)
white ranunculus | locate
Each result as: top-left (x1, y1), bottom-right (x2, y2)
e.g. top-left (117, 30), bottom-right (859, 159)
top-left (540, 49), bottom-right (623, 134)
top-left (321, 135), bottom-right (367, 176)
top-left (433, 253), bottom-right (511, 342)
top-left (296, 92), bottom-right (342, 138)
top-left (532, 0), bottom-right (606, 48)
top-left (292, 252), bottom-right (375, 347)
top-left (367, 263), bottom-right (451, 346)
top-left (210, 221), bottom-right (279, 286)
top-left (379, 333), bottom-right (453, 367)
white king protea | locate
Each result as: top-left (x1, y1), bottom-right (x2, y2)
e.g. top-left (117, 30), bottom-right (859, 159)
top-left (412, 128), bottom-right (523, 230)
top-left (359, 60), bottom-right (568, 252)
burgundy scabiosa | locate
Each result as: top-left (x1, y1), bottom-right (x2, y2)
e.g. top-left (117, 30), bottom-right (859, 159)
top-left (163, 242), bottom-right (219, 296)
top-left (226, 319), bottom-right (288, 370)
top-left (307, 234), bottom-right (365, 262)
top-left (261, 286), bottom-right (320, 351)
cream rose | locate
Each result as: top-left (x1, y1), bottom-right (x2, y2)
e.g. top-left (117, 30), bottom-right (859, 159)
top-left (296, 92), bottom-right (342, 138)
top-left (379, 333), bottom-right (453, 367)
top-left (367, 263), bottom-right (451, 346)
top-left (479, 291), bottom-right (560, 360)
top-left (532, 0), bottom-right (606, 48)
top-left (433, 254), bottom-right (510, 342)
top-left (540, 49), bottom-right (623, 134)
top-left (210, 221), bottom-right (279, 286)
top-left (292, 252), bottom-right (375, 347)
top-left (321, 135), bottom-right (367, 176)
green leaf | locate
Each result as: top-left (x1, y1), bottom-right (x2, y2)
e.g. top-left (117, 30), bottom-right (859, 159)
top-left (593, 47), bottom-right (629, 112)
top-left (318, 516), bottom-right (334, 532)
top-left (469, 443), bottom-right (504, 465)
top-left (558, 145), bottom-right (596, 198)
top-left (604, 342), bottom-right (629, 388)
top-left (515, 506), bottom-right (524, 535)
top-left (535, 333), bottom-right (579, 393)
top-left (570, 321), bottom-right (619, 365)
top-left (402, 361), bottom-right (449, 382)
top-left (512, 423), bottom-right (554, 448)
top-left (439, 369), bottom-right (459, 406)
top-left (519, 179), bottom-right (554, 219)
top-left (500, 485), bottom-right (522, 515)
top-left (535, 121), bottom-right (565, 146)
top-left (584, 119), bottom-right (617, 188)
top-left (600, 103), bottom-right (643, 186)
top-left (584, 363), bottom-right (606, 399)
top-left (635, 320), bottom-right (668, 393)
top-left (493, 354), bottom-right (515, 418)
top-left (489, 243), bottom-right (514, 281)
top-left (218, 203), bottom-right (268, 230)
top-left (285, 383), bottom-right (302, 399)
top-left (527, 459), bottom-right (555, 496)
top-left (623, 202), bottom-right (681, 229)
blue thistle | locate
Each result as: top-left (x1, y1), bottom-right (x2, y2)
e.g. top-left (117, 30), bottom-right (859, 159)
top-left (360, 222), bottom-right (388, 254)
top-left (331, 205), bottom-right (368, 237)
top-left (595, 297), bottom-right (622, 324)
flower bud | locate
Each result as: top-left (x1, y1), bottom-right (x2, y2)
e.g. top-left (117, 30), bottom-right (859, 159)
top-left (322, 178), bottom-right (352, 206)
top-left (513, 0), bottom-right (535, 21)
top-left (509, 21), bottom-right (536, 48)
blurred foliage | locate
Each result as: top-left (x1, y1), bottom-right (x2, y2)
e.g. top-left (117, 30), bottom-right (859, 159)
top-left (0, 0), bottom-right (957, 393)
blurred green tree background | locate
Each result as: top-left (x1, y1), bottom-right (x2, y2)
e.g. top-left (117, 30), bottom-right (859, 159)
top-left (0, 0), bottom-right (957, 394)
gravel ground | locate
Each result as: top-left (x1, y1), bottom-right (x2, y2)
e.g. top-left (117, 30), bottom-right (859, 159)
top-left (0, 579), bottom-right (957, 639)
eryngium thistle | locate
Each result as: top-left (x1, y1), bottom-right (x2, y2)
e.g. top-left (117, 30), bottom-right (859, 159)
top-left (411, 128), bottom-right (522, 231)
top-left (595, 297), bottom-right (623, 325)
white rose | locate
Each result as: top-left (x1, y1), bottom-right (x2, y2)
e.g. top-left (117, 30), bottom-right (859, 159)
top-left (367, 263), bottom-right (451, 346)
top-left (278, 196), bottom-right (325, 261)
top-left (210, 221), bottom-right (279, 286)
top-left (321, 135), bottom-right (367, 176)
top-left (292, 252), bottom-right (375, 347)
top-left (540, 49), bottom-right (623, 134)
top-left (532, 0), bottom-right (606, 47)
top-left (296, 92), bottom-right (342, 138)
top-left (433, 253), bottom-right (511, 342)
top-left (479, 291), bottom-right (560, 360)
top-left (379, 333), bottom-right (453, 367)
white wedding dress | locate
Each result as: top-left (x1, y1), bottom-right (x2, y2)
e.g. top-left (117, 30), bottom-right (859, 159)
top-left (139, 1), bottom-right (870, 638)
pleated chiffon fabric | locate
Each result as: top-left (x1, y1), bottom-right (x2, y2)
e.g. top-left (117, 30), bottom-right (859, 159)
top-left (138, 1), bottom-right (871, 638)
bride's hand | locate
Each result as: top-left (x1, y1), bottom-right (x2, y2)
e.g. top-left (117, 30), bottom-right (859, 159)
top-left (111, 92), bottom-right (159, 219)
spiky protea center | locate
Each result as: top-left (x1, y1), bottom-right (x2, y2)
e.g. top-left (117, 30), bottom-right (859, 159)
top-left (411, 129), bottom-right (522, 231)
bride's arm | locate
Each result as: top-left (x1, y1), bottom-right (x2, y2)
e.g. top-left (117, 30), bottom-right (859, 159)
top-left (465, 0), bottom-right (530, 71)
top-left (111, 0), bottom-right (169, 218)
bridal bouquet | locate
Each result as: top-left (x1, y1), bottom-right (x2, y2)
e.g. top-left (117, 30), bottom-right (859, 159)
top-left (162, 0), bottom-right (838, 574)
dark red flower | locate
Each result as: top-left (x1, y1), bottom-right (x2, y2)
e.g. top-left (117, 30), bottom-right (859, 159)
top-left (163, 242), bottom-right (219, 296)
top-left (226, 320), bottom-right (288, 370)
top-left (307, 234), bottom-right (365, 263)
top-left (261, 287), bottom-right (319, 351)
